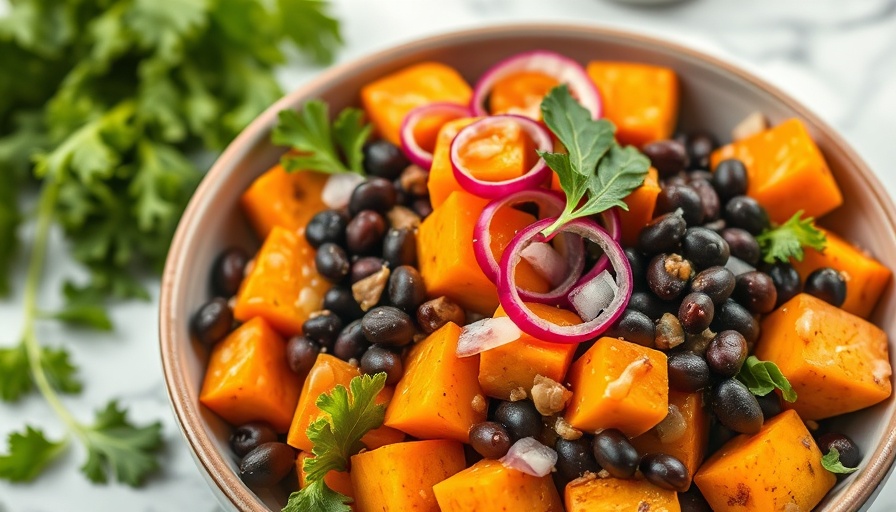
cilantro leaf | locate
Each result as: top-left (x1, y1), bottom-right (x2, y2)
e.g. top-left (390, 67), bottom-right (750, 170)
top-left (277, 0), bottom-right (342, 65)
top-left (538, 86), bottom-right (650, 236)
top-left (757, 210), bottom-right (827, 264)
top-left (80, 401), bottom-right (163, 486)
top-left (736, 355), bottom-right (797, 403)
top-left (0, 426), bottom-right (67, 482)
top-left (333, 108), bottom-right (373, 174)
top-left (283, 479), bottom-right (352, 512)
top-left (273, 101), bottom-right (371, 175)
top-left (821, 447), bottom-right (859, 474)
top-left (0, 174), bottom-right (21, 297)
top-left (41, 346), bottom-right (83, 395)
top-left (0, 344), bottom-right (32, 402)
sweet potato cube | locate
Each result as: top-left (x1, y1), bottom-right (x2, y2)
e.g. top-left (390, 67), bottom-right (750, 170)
top-left (489, 71), bottom-right (560, 119)
top-left (618, 167), bottom-right (661, 247)
top-left (199, 317), bottom-right (300, 432)
top-left (586, 61), bottom-right (679, 147)
top-left (384, 322), bottom-right (486, 442)
top-left (479, 303), bottom-right (580, 400)
top-left (286, 354), bottom-right (403, 452)
top-left (694, 410), bottom-right (835, 511)
top-left (565, 337), bottom-right (668, 437)
top-left (792, 229), bottom-right (891, 318)
top-left (233, 226), bottom-right (328, 337)
top-left (417, 190), bottom-right (548, 315)
top-left (710, 118), bottom-right (843, 223)
top-left (240, 165), bottom-right (328, 239)
top-left (297, 452), bottom-right (354, 499)
top-left (631, 391), bottom-right (708, 486)
top-left (350, 439), bottom-right (466, 512)
top-left (434, 459), bottom-right (563, 512)
top-left (361, 62), bottom-right (472, 146)
top-left (754, 293), bottom-right (891, 420)
top-left (564, 475), bottom-right (680, 512)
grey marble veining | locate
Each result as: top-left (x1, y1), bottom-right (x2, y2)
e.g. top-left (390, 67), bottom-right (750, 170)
top-left (1, 0), bottom-right (895, 510)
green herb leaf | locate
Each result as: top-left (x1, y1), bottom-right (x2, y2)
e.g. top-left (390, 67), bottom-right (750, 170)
top-left (333, 108), bottom-right (373, 173)
top-left (41, 346), bottom-right (83, 395)
top-left (0, 426), bottom-right (67, 482)
top-left (0, 344), bottom-right (32, 402)
top-left (736, 355), bottom-right (797, 403)
top-left (757, 210), bottom-right (827, 264)
top-left (538, 85), bottom-right (650, 236)
top-left (273, 101), bottom-right (370, 175)
top-left (80, 401), bottom-right (163, 486)
top-left (821, 447), bottom-right (859, 474)
top-left (44, 304), bottom-right (113, 331)
top-left (277, 0), bottom-right (342, 65)
top-left (283, 479), bottom-right (353, 512)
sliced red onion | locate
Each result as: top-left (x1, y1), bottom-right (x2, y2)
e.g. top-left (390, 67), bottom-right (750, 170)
top-left (471, 50), bottom-right (601, 119)
top-left (500, 437), bottom-right (557, 477)
top-left (473, 189), bottom-right (584, 305)
top-left (322, 172), bottom-right (365, 209)
top-left (456, 316), bottom-right (521, 358)
top-left (521, 242), bottom-right (568, 288)
top-left (569, 269), bottom-right (617, 321)
top-left (399, 102), bottom-right (470, 170)
top-left (498, 217), bottom-right (632, 344)
top-left (571, 208), bottom-right (622, 288)
top-left (450, 115), bottom-right (553, 199)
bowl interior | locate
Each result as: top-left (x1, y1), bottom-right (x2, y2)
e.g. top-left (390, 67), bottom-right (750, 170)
top-left (161, 24), bottom-right (896, 512)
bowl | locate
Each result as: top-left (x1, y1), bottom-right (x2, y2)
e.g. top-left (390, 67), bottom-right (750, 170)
top-left (160, 24), bottom-right (896, 512)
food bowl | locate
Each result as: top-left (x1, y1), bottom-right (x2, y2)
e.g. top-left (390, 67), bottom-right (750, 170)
top-left (159, 24), bottom-right (896, 511)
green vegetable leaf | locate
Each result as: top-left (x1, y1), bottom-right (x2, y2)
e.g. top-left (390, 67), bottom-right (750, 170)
top-left (277, 0), bottom-right (342, 65)
top-left (821, 447), bottom-right (859, 474)
top-left (736, 355), bottom-right (797, 403)
top-left (44, 305), bottom-right (113, 331)
top-left (273, 101), bottom-right (370, 175)
top-left (41, 346), bottom-right (83, 395)
top-left (80, 401), bottom-right (163, 486)
top-left (283, 479), bottom-right (352, 512)
top-left (538, 85), bottom-right (650, 236)
top-left (333, 108), bottom-right (373, 174)
top-left (0, 344), bottom-right (82, 401)
top-left (757, 210), bottom-right (827, 264)
top-left (0, 426), bottom-right (67, 482)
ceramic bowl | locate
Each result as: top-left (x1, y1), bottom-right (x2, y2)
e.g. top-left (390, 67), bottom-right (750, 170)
top-left (160, 24), bottom-right (896, 512)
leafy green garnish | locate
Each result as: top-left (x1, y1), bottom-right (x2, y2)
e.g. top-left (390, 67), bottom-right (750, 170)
top-left (736, 355), bottom-right (798, 403)
top-left (273, 100), bottom-right (372, 175)
top-left (80, 401), bottom-right (164, 485)
top-left (0, 427), bottom-right (66, 482)
top-left (0, 343), bottom-right (82, 402)
top-left (283, 373), bottom-right (388, 512)
top-left (756, 210), bottom-right (827, 264)
top-left (821, 447), bottom-right (859, 474)
top-left (537, 85), bottom-right (651, 236)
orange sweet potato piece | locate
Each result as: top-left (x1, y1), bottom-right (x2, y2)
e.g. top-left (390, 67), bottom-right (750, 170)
top-left (434, 459), bottom-right (563, 512)
top-left (565, 337), bottom-right (669, 437)
top-left (630, 391), bottom-right (708, 486)
top-left (417, 190), bottom-right (549, 315)
top-left (384, 322), bottom-right (486, 442)
top-left (233, 226), bottom-right (327, 337)
top-left (694, 410), bottom-right (835, 512)
top-left (240, 165), bottom-right (329, 239)
top-left (199, 317), bottom-right (300, 432)
top-left (489, 71), bottom-right (560, 119)
top-left (586, 61), bottom-right (679, 147)
top-left (361, 62), bottom-right (472, 146)
top-left (350, 439), bottom-right (466, 512)
top-left (710, 118), bottom-right (843, 223)
top-left (479, 303), bottom-right (580, 400)
top-left (792, 228), bottom-right (891, 318)
top-left (754, 293), bottom-right (891, 420)
top-left (297, 452), bottom-right (354, 499)
top-left (286, 354), bottom-right (403, 452)
top-left (564, 475), bottom-right (680, 512)
top-left (618, 167), bottom-right (660, 247)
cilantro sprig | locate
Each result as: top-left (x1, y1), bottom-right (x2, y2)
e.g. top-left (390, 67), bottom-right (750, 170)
top-left (736, 355), bottom-right (798, 403)
top-left (537, 85), bottom-right (651, 237)
top-left (283, 373), bottom-right (388, 512)
top-left (756, 210), bottom-right (827, 264)
top-left (821, 447), bottom-right (859, 475)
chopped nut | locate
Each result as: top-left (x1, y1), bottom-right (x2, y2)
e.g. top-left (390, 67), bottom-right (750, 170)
top-left (509, 387), bottom-right (528, 402)
top-left (732, 112), bottom-right (768, 141)
top-left (683, 328), bottom-right (716, 355)
top-left (568, 472), bottom-right (598, 487)
top-left (663, 253), bottom-right (692, 280)
top-left (604, 357), bottom-right (652, 400)
top-left (655, 313), bottom-right (686, 350)
top-left (400, 164), bottom-right (429, 196)
top-left (416, 296), bottom-right (466, 334)
top-left (352, 266), bottom-right (390, 311)
top-left (597, 469), bottom-right (610, 479)
top-left (654, 404), bottom-right (687, 443)
top-left (553, 416), bottom-right (583, 441)
top-left (386, 205), bottom-right (421, 231)
top-left (531, 375), bottom-right (573, 415)
top-left (471, 394), bottom-right (487, 414)
top-left (805, 420), bottom-right (819, 431)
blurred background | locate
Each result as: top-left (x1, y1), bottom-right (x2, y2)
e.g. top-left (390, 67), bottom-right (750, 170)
top-left (1, 0), bottom-right (895, 511)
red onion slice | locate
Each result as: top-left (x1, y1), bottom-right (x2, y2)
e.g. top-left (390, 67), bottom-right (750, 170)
top-left (399, 102), bottom-right (471, 170)
top-left (456, 316), bottom-right (521, 358)
top-left (572, 208), bottom-right (622, 288)
top-left (450, 115), bottom-right (553, 199)
top-left (322, 173), bottom-right (365, 209)
top-left (500, 437), bottom-right (558, 477)
top-left (569, 269), bottom-right (618, 321)
top-left (498, 217), bottom-right (632, 344)
top-left (471, 50), bottom-right (601, 119)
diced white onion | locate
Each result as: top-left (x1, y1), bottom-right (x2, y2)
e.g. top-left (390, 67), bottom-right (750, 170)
top-left (521, 241), bottom-right (569, 288)
top-left (321, 172), bottom-right (364, 209)
top-left (500, 437), bottom-right (557, 477)
top-left (455, 316), bottom-right (521, 358)
top-left (568, 269), bottom-right (617, 321)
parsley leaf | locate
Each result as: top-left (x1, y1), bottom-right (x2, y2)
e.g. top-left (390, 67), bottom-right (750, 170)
top-left (756, 210), bottom-right (827, 264)
top-left (40, 346), bottom-right (83, 395)
top-left (284, 479), bottom-right (353, 512)
top-left (538, 85), bottom-right (650, 236)
top-left (0, 343), bottom-right (82, 401)
top-left (736, 355), bottom-right (797, 403)
top-left (273, 101), bottom-right (371, 175)
top-left (821, 447), bottom-right (859, 474)
top-left (0, 427), bottom-right (67, 482)
top-left (277, 0), bottom-right (343, 65)
top-left (80, 401), bottom-right (163, 486)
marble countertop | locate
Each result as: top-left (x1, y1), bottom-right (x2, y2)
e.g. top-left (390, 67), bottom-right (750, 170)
top-left (2, 0), bottom-right (895, 511)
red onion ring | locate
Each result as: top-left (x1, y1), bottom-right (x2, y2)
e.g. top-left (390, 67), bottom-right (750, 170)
top-left (398, 102), bottom-right (470, 170)
top-left (471, 50), bottom-right (602, 119)
top-left (473, 189), bottom-right (584, 305)
top-left (450, 115), bottom-right (553, 199)
top-left (573, 208), bottom-right (622, 287)
top-left (498, 217), bottom-right (632, 344)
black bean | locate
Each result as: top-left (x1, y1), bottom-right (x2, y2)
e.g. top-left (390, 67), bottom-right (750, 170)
top-left (688, 170), bottom-right (714, 182)
top-left (712, 159), bottom-right (748, 202)
top-left (703, 218), bottom-right (726, 234)
top-left (647, 253), bottom-right (693, 301)
top-left (682, 227), bottom-right (730, 269)
top-left (323, 286), bottom-right (364, 321)
top-left (711, 300), bottom-right (759, 344)
top-left (239, 442), bottom-right (297, 487)
top-left (351, 256), bottom-right (387, 284)
top-left (711, 378), bottom-right (763, 434)
top-left (690, 266), bottom-right (736, 304)
top-left (763, 263), bottom-right (802, 308)
top-left (625, 248), bottom-right (647, 290)
top-left (756, 392), bottom-right (782, 421)
top-left (494, 400), bottom-right (542, 441)
top-left (678, 485), bottom-right (713, 512)
top-left (706, 330), bottom-right (748, 377)
top-left (804, 267), bottom-right (847, 307)
top-left (606, 309), bottom-right (656, 347)
top-left (382, 228), bottom-right (417, 268)
top-left (721, 228), bottom-right (760, 266)
top-left (302, 311), bottom-right (342, 349)
top-left (642, 139), bottom-right (689, 177)
top-left (412, 198), bottom-right (433, 219)
top-left (592, 429), bottom-right (640, 478)
top-left (664, 172), bottom-right (689, 187)
top-left (333, 320), bottom-right (368, 361)
top-left (469, 421), bottom-right (512, 459)
top-left (678, 292), bottom-right (715, 333)
top-left (628, 291), bottom-right (677, 320)
top-left (363, 140), bottom-right (409, 180)
top-left (817, 433), bottom-right (861, 469)
top-left (555, 437), bottom-right (600, 483)
top-left (416, 296), bottom-right (466, 334)
top-left (360, 345), bottom-right (403, 385)
top-left (191, 298), bottom-right (233, 346)
top-left (733, 271), bottom-right (777, 314)
top-left (387, 266), bottom-right (426, 312)
top-left (349, 177), bottom-right (397, 215)
top-left (361, 306), bottom-right (415, 347)
top-left (638, 211), bottom-right (686, 254)
top-left (687, 131), bottom-right (718, 170)
top-left (305, 209), bottom-right (349, 249)
top-left (724, 196), bottom-right (770, 235)
top-left (689, 179), bottom-right (721, 222)
top-left (315, 243), bottom-right (350, 282)
top-left (286, 336), bottom-right (320, 375)
top-left (667, 352), bottom-right (711, 392)
top-left (346, 210), bottom-right (387, 255)
top-left (640, 453), bottom-right (690, 492)
top-left (230, 422), bottom-right (278, 458)
top-left (655, 185), bottom-right (704, 226)
top-left (212, 248), bottom-right (249, 297)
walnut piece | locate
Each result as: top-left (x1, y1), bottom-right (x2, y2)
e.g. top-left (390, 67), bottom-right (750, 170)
top-left (531, 375), bottom-right (572, 415)
top-left (351, 266), bottom-right (390, 311)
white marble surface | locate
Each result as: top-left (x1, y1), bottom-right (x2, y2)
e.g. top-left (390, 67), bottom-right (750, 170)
top-left (2, 0), bottom-right (896, 511)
